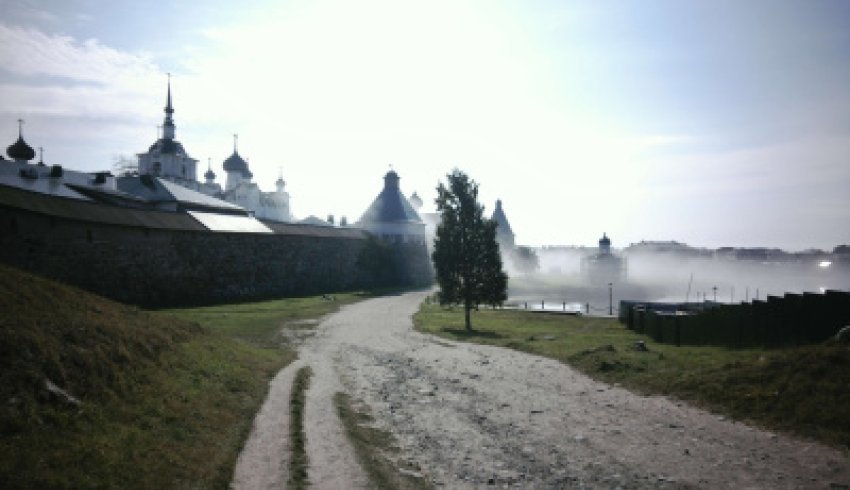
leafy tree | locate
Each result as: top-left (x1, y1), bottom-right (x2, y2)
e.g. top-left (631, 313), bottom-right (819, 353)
top-left (432, 169), bottom-right (508, 330)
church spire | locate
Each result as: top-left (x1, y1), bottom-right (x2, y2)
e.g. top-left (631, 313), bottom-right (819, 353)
top-left (162, 73), bottom-right (175, 140)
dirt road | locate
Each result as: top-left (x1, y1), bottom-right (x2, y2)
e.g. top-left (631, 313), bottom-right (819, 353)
top-left (234, 291), bottom-right (850, 489)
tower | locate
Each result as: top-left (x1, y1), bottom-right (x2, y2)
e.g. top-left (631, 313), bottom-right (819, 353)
top-left (409, 191), bottom-right (423, 210)
top-left (162, 75), bottom-right (175, 140)
top-left (491, 199), bottom-right (515, 250)
top-left (275, 169), bottom-right (286, 193)
top-left (599, 232), bottom-right (611, 255)
top-left (137, 75), bottom-right (199, 181)
top-left (204, 158), bottom-right (216, 185)
top-left (357, 169), bottom-right (426, 243)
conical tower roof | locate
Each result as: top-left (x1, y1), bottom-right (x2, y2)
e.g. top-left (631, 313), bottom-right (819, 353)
top-left (491, 199), bottom-right (514, 236)
top-left (357, 170), bottom-right (422, 224)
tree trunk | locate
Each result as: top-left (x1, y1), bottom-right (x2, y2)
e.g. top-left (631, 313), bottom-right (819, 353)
top-left (464, 304), bottom-right (472, 331)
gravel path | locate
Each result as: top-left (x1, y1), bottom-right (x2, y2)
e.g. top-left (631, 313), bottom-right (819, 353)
top-left (234, 291), bottom-right (850, 489)
top-left (231, 360), bottom-right (302, 489)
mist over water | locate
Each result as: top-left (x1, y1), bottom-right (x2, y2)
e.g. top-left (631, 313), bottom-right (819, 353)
top-left (506, 248), bottom-right (850, 315)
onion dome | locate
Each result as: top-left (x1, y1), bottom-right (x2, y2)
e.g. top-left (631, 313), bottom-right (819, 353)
top-left (203, 158), bottom-right (216, 181)
top-left (222, 134), bottom-right (252, 179)
top-left (7, 120), bottom-right (36, 162)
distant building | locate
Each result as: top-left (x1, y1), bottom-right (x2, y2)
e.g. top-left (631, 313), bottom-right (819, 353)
top-left (219, 136), bottom-right (291, 222)
top-left (136, 78), bottom-right (291, 222)
top-left (1, 122), bottom-right (262, 229)
top-left (136, 76), bottom-right (202, 187)
top-left (357, 170), bottom-right (426, 244)
top-left (491, 199), bottom-right (515, 251)
top-left (581, 232), bottom-right (627, 283)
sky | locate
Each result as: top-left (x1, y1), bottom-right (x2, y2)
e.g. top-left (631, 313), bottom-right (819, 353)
top-left (1, 0), bottom-right (849, 251)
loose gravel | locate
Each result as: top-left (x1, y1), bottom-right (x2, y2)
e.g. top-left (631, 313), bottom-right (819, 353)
top-left (235, 291), bottom-right (850, 489)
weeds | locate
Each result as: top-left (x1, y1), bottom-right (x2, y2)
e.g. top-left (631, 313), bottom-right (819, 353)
top-left (288, 366), bottom-right (312, 490)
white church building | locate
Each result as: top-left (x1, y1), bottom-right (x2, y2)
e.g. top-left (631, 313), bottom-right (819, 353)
top-left (136, 78), bottom-right (291, 223)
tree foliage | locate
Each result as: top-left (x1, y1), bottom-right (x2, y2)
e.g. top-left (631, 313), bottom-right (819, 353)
top-left (432, 169), bottom-right (508, 330)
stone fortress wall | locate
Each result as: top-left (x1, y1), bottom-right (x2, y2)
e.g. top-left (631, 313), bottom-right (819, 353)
top-left (0, 186), bottom-right (432, 307)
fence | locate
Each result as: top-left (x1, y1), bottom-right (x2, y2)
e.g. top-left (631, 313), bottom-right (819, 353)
top-left (619, 290), bottom-right (850, 348)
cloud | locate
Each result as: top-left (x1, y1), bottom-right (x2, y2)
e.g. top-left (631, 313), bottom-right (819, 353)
top-left (0, 23), bottom-right (163, 122)
top-left (0, 23), bottom-right (158, 84)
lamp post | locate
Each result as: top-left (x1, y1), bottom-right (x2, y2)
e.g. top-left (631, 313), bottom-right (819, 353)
top-left (712, 286), bottom-right (717, 302)
top-left (608, 282), bottom-right (613, 316)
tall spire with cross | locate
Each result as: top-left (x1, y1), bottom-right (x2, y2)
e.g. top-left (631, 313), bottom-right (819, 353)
top-left (162, 73), bottom-right (175, 140)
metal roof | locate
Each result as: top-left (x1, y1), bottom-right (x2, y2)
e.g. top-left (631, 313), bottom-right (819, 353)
top-left (0, 184), bottom-right (206, 230)
top-left (157, 178), bottom-right (244, 212)
top-left (188, 211), bottom-right (272, 233)
top-left (260, 219), bottom-right (367, 238)
top-left (117, 175), bottom-right (245, 213)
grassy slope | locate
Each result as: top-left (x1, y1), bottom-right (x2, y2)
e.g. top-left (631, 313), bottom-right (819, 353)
top-left (414, 304), bottom-right (850, 451)
top-left (0, 263), bottom-right (363, 488)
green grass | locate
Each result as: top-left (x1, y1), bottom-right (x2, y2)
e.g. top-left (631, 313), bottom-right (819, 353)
top-left (164, 292), bottom-right (366, 348)
top-left (288, 366), bottom-right (312, 490)
top-left (414, 304), bottom-right (850, 451)
top-left (334, 393), bottom-right (433, 490)
top-left (0, 263), bottom-right (366, 488)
